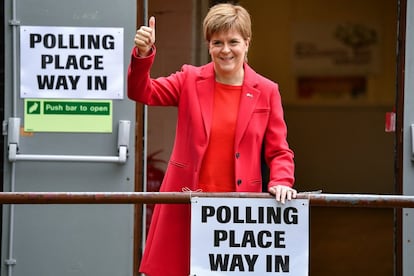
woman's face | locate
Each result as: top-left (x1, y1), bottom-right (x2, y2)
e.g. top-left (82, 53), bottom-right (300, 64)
top-left (208, 29), bottom-right (250, 81)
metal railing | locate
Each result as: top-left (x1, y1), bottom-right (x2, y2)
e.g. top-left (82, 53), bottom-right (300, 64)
top-left (0, 192), bottom-right (413, 208)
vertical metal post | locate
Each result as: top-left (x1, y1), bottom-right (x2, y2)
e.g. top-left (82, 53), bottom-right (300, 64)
top-left (403, 0), bottom-right (414, 275)
top-left (141, 1), bottom-right (149, 274)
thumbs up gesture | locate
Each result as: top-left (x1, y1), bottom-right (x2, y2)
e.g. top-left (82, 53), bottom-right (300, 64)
top-left (134, 16), bottom-right (156, 57)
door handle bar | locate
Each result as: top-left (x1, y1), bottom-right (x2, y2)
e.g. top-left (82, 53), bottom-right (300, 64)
top-left (7, 118), bottom-right (130, 163)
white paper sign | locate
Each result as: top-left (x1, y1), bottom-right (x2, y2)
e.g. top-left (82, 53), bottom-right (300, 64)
top-left (20, 26), bottom-right (124, 99)
top-left (190, 197), bottom-right (309, 276)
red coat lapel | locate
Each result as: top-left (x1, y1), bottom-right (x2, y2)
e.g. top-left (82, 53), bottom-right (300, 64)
top-left (196, 63), bottom-right (215, 141)
top-left (235, 64), bottom-right (261, 146)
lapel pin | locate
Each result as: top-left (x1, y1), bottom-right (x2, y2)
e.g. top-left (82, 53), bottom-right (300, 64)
top-left (246, 93), bottom-right (253, 98)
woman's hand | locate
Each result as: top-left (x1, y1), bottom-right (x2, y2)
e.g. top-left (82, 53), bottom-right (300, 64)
top-left (134, 16), bottom-right (156, 57)
top-left (269, 185), bottom-right (297, 204)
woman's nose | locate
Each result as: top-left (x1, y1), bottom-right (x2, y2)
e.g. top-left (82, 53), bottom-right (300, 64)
top-left (222, 43), bottom-right (231, 52)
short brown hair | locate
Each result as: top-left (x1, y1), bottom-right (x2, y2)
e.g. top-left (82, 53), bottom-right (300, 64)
top-left (203, 3), bottom-right (252, 42)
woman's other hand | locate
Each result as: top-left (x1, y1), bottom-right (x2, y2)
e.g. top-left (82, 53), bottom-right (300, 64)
top-left (269, 185), bottom-right (297, 204)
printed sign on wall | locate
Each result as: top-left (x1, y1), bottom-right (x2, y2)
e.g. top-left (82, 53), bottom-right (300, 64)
top-left (292, 22), bottom-right (381, 76)
top-left (190, 197), bottom-right (309, 276)
top-left (20, 26), bottom-right (124, 99)
top-left (24, 99), bottom-right (112, 132)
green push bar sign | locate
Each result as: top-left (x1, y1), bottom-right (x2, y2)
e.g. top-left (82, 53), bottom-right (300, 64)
top-left (24, 99), bottom-right (112, 132)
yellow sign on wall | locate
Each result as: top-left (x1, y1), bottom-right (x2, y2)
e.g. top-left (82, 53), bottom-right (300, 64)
top-left (24, 99), bottom-right (112, 133)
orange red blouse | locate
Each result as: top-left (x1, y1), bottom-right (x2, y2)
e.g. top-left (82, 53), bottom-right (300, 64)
top-left (198, 82), bottom-right (242, 192)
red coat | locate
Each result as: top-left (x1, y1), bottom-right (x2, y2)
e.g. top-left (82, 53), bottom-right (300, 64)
top-left (128, 47), bottom-right (294, 276)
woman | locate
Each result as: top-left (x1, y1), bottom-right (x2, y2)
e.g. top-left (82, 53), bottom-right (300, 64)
top-left (128, 3), bottom-right (296, 275)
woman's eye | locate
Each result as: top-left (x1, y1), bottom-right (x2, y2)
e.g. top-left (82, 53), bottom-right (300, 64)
top-left (212, 41), bottom-right (222, 46)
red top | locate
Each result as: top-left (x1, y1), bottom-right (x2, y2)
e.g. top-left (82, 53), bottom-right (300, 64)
top-left (198, 82), bottom-right (242, 192)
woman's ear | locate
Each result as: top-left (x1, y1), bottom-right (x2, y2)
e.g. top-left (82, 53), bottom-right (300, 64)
top-left (245, 38), bottom-right (250, 61)
top-left (245, 37), bottom-right (251, 48)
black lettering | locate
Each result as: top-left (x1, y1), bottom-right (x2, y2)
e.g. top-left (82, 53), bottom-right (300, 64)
top-left (43, 33), bottom-right (56, 48)
top-left (69, 34), bottom-right (79, 49)
top-left (55, 75), bottom-right (69, 89)
top-left (68, 75), bottom-right (80, 89)
top-left (284, 207), bottom-right (298, 224)
top-left (102, 35), bottom-right (115, 49)
top-left (258, 206), bottom-right (264, 223)
top-left (268, 207), bottom-right (282, 224)
top-left (66, 55), bottom-right (80, 69)
top-left (37, 75), bottom-right (80, 90)
top-left (241, 230), bottom-right (256, 247)
top-left (87, 76), bottom-right (107, 90)
top-left (213, 230), bottom-right (227, 247)
top-left (228, 230), bottom-right (240, 247)
top-left (208, 254), bottom-right (257, 272)
top-left (58, 34), bottom-right (68, 48)
top-left (216, 206), bottom-right (231, 223)
top-left (245, 207), bottom-right (257, 223)
top-left (87, 76), bottom-right (92, 90)
top-left (257, 230), bottom-right (272, 248)
top-left (274, 231), bottom-right (286, 248)
top-left (41, 54), bottom-right (53, 69)
top-left (233, 207), bottom-right (243, 223)
top-left (37, 75), bottom-right (55, 89)
top-left (201, 206), bottom-right (215, 222)
top-left (87, 34), bottom-right (100, 49)
top-left (276, 255), bottom-right (290, 272)
top-left (209, 254), bottom-right (229, 271)
top-left (42, 55), bottom-right (103, 70)
top-left (79, 55), bottom-right (92, 70)
top-left (229, 254), bottom-right (244, 271)
top-left (94, 55), bottom-right (104, 70)
top-left (30, 33), bottom-right (116, 50)
top-left (54, 55), bottom-right (64, 69)
top-left (200, 205), bottom-right (299, 225)
top-left (29, 33), bottom-right (42, 48)
top-left (266, 255), bottom-right (272, 272)
top-left (267, 255), bottom-right (290, 272)
top-left (244, 254), bottom-right (258, 271)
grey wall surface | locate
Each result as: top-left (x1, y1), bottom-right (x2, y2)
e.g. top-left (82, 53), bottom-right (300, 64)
top-left (3, 0), bottom-right (137, 275)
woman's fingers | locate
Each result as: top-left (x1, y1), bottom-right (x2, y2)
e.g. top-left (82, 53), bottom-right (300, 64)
top-left (270, 185), bottom-right (297, 204)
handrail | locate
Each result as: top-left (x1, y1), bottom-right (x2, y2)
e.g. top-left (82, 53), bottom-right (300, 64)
top-left (0, 192), bottom-right (413, 208)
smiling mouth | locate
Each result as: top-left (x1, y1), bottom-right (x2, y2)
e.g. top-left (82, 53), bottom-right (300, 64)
top-left (220, 56), bottom-right (234, 61)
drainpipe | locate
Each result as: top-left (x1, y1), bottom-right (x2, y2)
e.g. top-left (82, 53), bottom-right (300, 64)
top-left (5, 0), bottom-right (20, 275)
